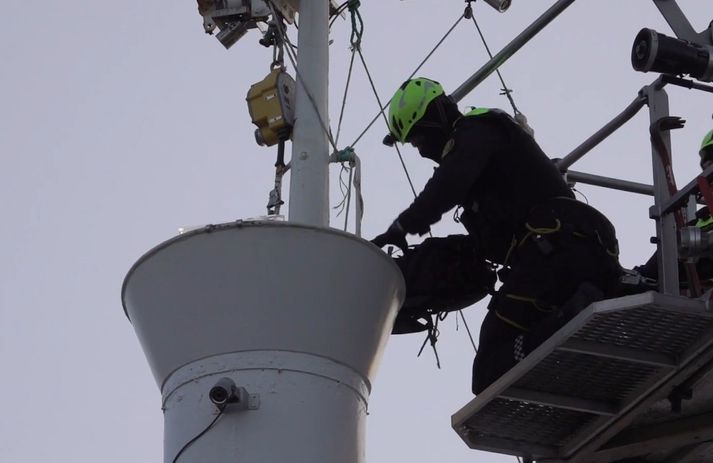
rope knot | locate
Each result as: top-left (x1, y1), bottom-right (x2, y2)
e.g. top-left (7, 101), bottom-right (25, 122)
top-left (348, 0), bottom-right (364, 48)
top-left (336, 146), bottom-right (356, 163)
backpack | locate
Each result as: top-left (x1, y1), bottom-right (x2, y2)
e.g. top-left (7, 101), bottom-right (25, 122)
top-left (391, 234), bottom-right (497, 334)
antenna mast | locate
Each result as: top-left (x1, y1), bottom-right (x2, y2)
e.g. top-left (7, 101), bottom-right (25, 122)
top-left (288, 0), bottom-right (330, 226)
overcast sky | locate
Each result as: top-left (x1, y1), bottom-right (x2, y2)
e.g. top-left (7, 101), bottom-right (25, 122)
top-left (1, 1), bottom-right (712, 462)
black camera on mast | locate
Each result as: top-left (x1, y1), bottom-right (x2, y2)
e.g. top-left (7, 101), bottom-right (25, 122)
top-left (631, 27), bottom-right (713, 82)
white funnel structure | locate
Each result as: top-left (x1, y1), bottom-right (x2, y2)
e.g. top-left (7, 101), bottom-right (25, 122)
top-left (122, 221), bottom-right (404, 463)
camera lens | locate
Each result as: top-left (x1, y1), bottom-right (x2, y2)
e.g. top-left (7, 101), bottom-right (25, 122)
top-left (484, 0), bottom-right (511, 12)
top-left (209, 386), bottom-right (229, 405)
top-left (209, 377), bottom-right (237, 406)
top-left (632, 28), bottom-right (713, 82)
top-left (485, 0), bottom-right (511, 13)
top-left (633, 40), bottom-right (649, 63)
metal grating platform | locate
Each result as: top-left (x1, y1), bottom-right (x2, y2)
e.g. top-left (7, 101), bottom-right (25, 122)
top-left (452, 291), bottom-right (713, 462)
top-left (517, 351), bottom-right (661, 405)
top-left (465, 399), bottom-right (597, 450)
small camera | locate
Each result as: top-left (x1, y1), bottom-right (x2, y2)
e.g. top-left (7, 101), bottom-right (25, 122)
top-left (209, 377), bottom-right (239, 406)
top-left (631, 28), bottom-right (713, 82)
top-left (207, 378), bottom-right (256, 412)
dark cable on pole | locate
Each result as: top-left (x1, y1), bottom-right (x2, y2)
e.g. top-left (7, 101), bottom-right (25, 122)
top-left (171, 408), bottom-right (225, 463)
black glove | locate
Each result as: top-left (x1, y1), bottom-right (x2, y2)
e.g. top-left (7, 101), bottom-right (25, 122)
top-left (371, 221), bottom-right (408, 251)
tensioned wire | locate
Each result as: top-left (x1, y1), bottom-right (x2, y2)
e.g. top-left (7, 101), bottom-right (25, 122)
top-left (266, 1), bottom-right (532, 360)
top-left (266, 2), bottom-right (469, 208)
top-left (266, 1), bottom-right (524, 216)
top-left (267, 0), bottom-right (361, 232)
top-left (340, 3), bottom-right (484, 356)
top-left (267, 0), bottom-right (362, 231)
top-left (332, 49), bottom-right (358, 226)
top-left (466, 1), bottom-right (520, 116)
top-left (352, 31), bottom-right (484, 357)
top-left (266, 4), bottom-right (528, 461)
top-left (348, 12), bottom-right (467, 150)
top-left (266, 1), bottom-right (339, 155)
top-left (356, 7), bottom-right (527, 462)
top-left (264, 2), bottom-right (473, 353)
top-left (264, 9), bottom-right (532, 462)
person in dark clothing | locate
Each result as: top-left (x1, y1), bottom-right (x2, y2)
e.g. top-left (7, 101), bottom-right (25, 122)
top-left (636, 129), bottom-right (713, 285)
top-left (372, 77), bottom-right (622, 394)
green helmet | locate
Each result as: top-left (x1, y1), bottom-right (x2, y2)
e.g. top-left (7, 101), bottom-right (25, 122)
top-left (701, 129), bottom-right (713, 155)
top-left (388, 78), bottom-right (445, 143)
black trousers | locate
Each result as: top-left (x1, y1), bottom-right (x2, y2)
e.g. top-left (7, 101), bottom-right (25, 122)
top-left (472, 234), bottom-right (620, 394)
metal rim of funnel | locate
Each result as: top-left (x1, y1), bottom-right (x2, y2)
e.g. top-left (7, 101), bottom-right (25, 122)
top-left (121, 220), bottom-right (404, 321)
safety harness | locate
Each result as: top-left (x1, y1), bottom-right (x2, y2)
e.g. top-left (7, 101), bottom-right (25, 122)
top-left (496, 197), bottom-right (621, 331)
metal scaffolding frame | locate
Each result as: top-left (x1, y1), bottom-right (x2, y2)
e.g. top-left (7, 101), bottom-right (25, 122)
top-left (450, 1), bottom-right (713, 461)
top-left (452, 0), bottom-right (713, 296)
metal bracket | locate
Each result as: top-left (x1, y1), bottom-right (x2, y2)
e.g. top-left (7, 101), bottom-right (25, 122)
top-left (652, 0), bottom-right (699, 42)
top-left (248, 393), bottom-right (260, 410)
top-left (233, 388), bottom-right (261, 411)
top-left (654, 0), bottom-right (713, 46)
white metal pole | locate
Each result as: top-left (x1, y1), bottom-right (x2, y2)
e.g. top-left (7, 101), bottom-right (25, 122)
top-left (288, 0), bottom-right (330, 226)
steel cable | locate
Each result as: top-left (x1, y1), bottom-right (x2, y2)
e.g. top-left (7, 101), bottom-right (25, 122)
top-left (467, 3), bottom-right (521, 116)
top-left (349, 12), bottom-right (466, 149)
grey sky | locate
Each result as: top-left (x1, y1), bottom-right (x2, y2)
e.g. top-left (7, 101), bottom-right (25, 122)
top-left (1, 1), bottom-right (712, 462)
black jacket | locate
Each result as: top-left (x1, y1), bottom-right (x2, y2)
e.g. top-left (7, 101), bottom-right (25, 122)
top-left (396, 111), bottom-right (574, 263)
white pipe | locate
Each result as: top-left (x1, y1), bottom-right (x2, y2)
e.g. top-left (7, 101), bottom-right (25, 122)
top-left (288, 0), bottom-right (330, 226)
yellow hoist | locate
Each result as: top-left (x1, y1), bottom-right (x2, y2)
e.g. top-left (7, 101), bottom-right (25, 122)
top-left (246, 66), bottom-right (296, 147)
